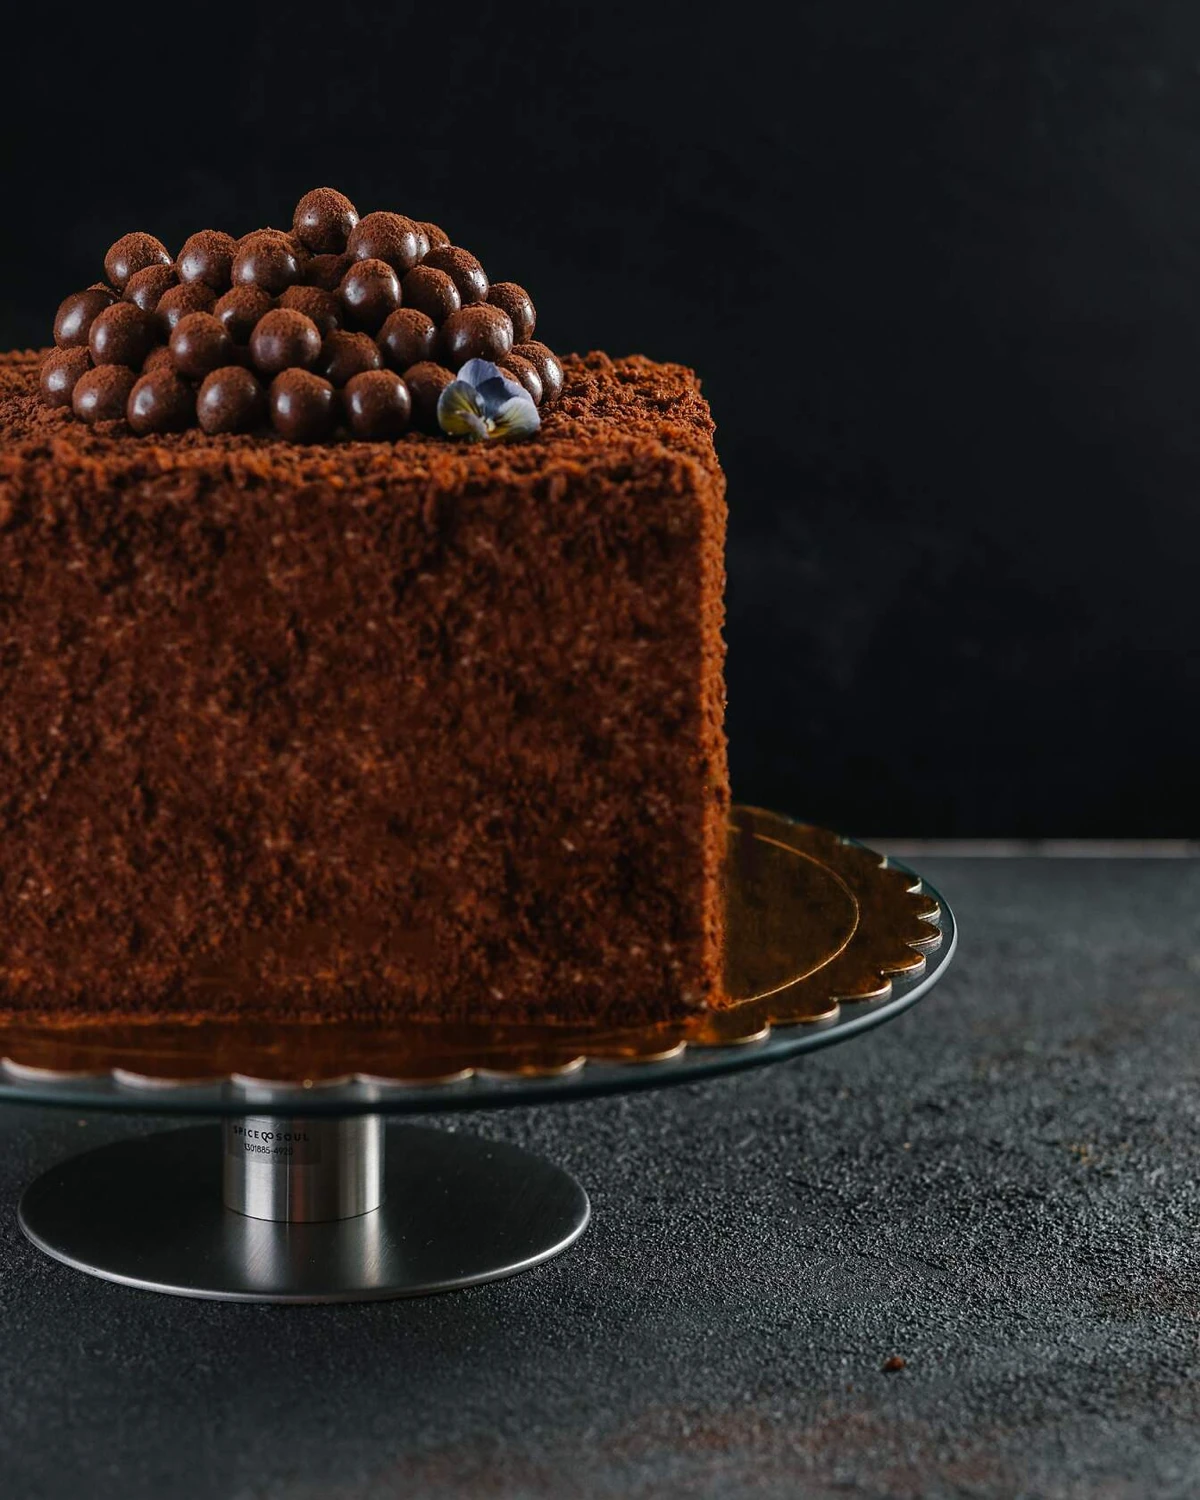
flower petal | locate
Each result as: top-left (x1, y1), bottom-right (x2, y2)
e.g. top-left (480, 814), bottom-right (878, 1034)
top-left (489, 395), bottom-right (542, 441)
top-left (456, 358), bottom-right (505, 389)
top-left (477, 373), bottom-right (533, 420)
top-left (437, 380), bottom-right (489, 440)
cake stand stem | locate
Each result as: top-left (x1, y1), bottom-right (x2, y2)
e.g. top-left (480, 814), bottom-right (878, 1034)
top-left (223, 1114), bottom-right (385, 1222)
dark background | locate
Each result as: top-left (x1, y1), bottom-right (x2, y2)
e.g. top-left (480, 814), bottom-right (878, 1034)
top-left (3, 2), bottom-right (1197, 835)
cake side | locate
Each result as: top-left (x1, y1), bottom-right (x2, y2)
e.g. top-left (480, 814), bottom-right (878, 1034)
top-left (0, 351), bottom-right (729, 1026)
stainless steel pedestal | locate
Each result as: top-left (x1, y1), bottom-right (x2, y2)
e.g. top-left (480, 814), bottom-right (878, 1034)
top-left (19, 1122), bottom-right (591, 1302)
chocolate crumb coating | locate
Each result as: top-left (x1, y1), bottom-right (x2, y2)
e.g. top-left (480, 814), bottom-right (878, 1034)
top-left (0, 350), bottom-right (728, 1027)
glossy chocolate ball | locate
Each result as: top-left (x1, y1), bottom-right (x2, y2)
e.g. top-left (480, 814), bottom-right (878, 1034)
top-left (513, 341), bottom-right (564, 406)
top-left (401, 266), bottom-right (460, 324)
top-left (500, 352), bottom-right (543, 405)
top-left (440, 305), bottom-right (513, 367)
top-left (53, 287), bottom-right (117, 348)
top-left (347, 212), bottom-right (421, 275)
top-left (169, 312), bottom-right (233, 379)
top-left (196, 365), bottom-right (266, 435)
top-left (278, 285), bottom-right (341, 338)
top-left (488, 282), bottom-right (536, 344)
top-left (412, 223), bottom-right (431, 260)
top-left (317, 330), bottom-right (383, 387)
top-left (214, 285), bottom-right (274, 343)
top-left (40, 346), bottom-right (91, 407)
top-left (124, 264), bottom-right (178, 313)
top-left (141, 345), bottom-right (176, 376)
top-left (269, 368), bottom-right (336, 442)
top-left (420, 222), bottom-right (450, 249)
top-left (338, 257), bottom-right (401, 332)
top-left (422, 245), bottom-right (488, 304)
top-left (88, 301), bottom-right (158, 367)
top-left (127, 369), bottom-right (195, 434)
top-left (177, 230), bottom-right (236, 292)
top-left (378, 309), bottom-right (438, 371)
top-left (157, 282), bottom-right (217, 331)
top-left (249, 308), bottom-right (322, 375)
top-left (293, 188), bottom-right (359, 254)
top-left (344, 370), bottom-right (411, 439)
top-left (304, 253), bottom-right (352, 291)
top-left (103, 233), bottom-right (172, 291)
top-left (232, 231), bottom-right (303, 295)
top-left (404, 361), bottom-right (455, 432)
top-left (72, 364), bottom-right (137, 423)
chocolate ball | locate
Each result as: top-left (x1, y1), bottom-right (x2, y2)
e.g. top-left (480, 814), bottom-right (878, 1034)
top-left (304, 252), bottom-right (352, 291)
top-left (249, 307), bottom-right (322, 375)
top-left (293, 188), bottom-right (359, 254)
top-left (127, 369), bottom-right (195, 434)
top-left (404, 361), bottom-right (455, 433)
top-left (422, 245), bottom-right (488, 304)
top-left (53, 287), bottom-right (117, 348)
top-left (344, 369), bottom-right (411, 439)
top-left (514, 342), bottom-right (564, 406)
top-left (317, 330), bottom-right (383, 387)
top-left (177, 230), bottom-right (236, 292)
top-left (440, 304), bottom-right (513, 367)
top-left (412, 223), bottom-right (431, 260)
top-left (169, 312), bottom-right (233, 379)
top-left (72, 364), bottom-right (137, 423)
top-left (347, 212), bottom-right (421, 275)
top-left (500, 353), bottom-right (543, 405)
top-left (338, 257), bottom-right (401, 332)
top-left (40, 346), bottom-right (91, 407)
top-left (214, 285), bottom-right (275, 343)
top-left (88, 301), bottom-right (158, 367)
top-left (278, 285), bottom-right (341, 338)
top-left (488, 282), bottom-right (536, 344)
top-left (401, 266), bottom-right (461, 324)
top-left (157, 282), bottom-right (217, 331)
top-left (103, 233), bottom-right (172, 291)
top-left (232, 230), bottom-right (303, 295)
top-left (196, 366), bottom-right (266, 435)
top-left (124, 264), bottom-right (178, 313)
top-left (378, 308), bottom-right (438, 371)
top-left (141, 345), bottom-right (176, 376)
top-left (269, 368), bottom-right (336, 442)
top-left (420, 222), bottom-right (450, 249)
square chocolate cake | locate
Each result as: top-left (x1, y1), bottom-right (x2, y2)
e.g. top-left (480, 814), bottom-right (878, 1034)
top-left (0, 339), bottom-right (728, 1027)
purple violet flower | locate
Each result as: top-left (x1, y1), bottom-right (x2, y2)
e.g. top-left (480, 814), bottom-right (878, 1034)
top-left (437, 358), bottom-right (541, 442)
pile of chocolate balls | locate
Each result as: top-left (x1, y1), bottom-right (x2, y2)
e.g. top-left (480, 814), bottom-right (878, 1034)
top-left (39, 188), bottom-right (564, 443)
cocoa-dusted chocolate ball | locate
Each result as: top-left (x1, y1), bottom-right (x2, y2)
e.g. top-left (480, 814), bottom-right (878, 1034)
top-left (127, 368), bottom-right (195, 434)
top-left (124, 264), bottom-right (178, 313)
top-left (293, 187), bottom-right (359, 254)
top-left (412, 223), bottom-right (431, 260)
top-left (500, 352), bottom-right (543, 405)
top-left (141, 345), bottom-right (176, 375)
top-left (103, 232), bottom-right (172, 291)
top-left (404, 361), bottom-right (455, 432)
top-left (53, 287), bottom-right (116, 348)
top-left (40, 346), bottom-right (91, 407)
top-left (177, 230), bottom-right (236, 292)
top-left (278, 285), bottom-right (340, 338)
top-left (169, 312), bottom-right (233, 380)
top-left (488, 282), bottom-right (536, 344)
top-left (88, 301), bottom-right (158, 367)
top-left (440, 304), bottom-right (513, 367)
top-left (269, 368), bottom-right (336, 442)
top-left (338, 257), bottom-right (401, 332)
top-left (214, 285), bottom-right (274, 343)
top-left (317, 330), bottom-right (383, 387)
top-left (304, 252), bottom-right (352, 291)
top-left (72, 364), bottom-right (137, 423)
top-left (378, 308), bottom-right (438, 371)
top-left (344, 369), bottom-right (411, 439)
top-left (513, 341), bottom-right (564, 406)
top-left (347, 211), bottom-right (421, 275)
top-left (420, 221), bottom-right (450, 249)
top-left (249, 307), bottom-right (322, 375)
top-left (401, 266), bottom-right (460, 324)
top-left (157, 281), bottom-right (217, 331)
top-left (232, 230), bottom-right (303, 295)
top-left (422, 245), bottom-right (488, 304)
top-left (197, 365), bottom-right (266, 435)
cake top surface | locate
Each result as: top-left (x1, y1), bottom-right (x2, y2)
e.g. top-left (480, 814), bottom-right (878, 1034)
top-left (0, 350), bottom-right (717, 488)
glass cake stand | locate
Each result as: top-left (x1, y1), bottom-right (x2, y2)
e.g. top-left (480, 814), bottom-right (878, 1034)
top-left (1, 806), bottom-right (956, 1303)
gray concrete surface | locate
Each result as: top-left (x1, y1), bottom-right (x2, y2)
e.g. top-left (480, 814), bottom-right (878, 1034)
top-left (2, 857), bottom-right (1199, 1499)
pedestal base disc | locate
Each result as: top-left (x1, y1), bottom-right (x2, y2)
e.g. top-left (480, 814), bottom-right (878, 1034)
top-left (19, 1124), bottom-right (589, 1302)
